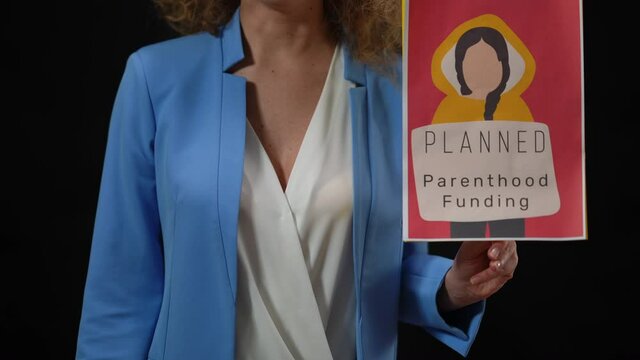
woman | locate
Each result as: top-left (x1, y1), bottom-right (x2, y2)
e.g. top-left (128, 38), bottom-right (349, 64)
top-left (76, 1), bottom-right (518, 359)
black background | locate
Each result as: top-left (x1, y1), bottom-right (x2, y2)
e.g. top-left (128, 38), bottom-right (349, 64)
top-left (3, 1), bottom-right (638, 359)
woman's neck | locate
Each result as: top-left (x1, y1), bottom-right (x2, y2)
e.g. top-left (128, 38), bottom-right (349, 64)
top-left (239, 0), bottom-right (334, 63)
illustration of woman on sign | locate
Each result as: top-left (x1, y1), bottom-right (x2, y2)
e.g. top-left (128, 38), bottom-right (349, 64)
top-left (431, 14), bottom-right (536, 238)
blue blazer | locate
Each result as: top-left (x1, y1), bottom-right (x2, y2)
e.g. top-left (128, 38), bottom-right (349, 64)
top-left (76, 9), bottom-right (484, 360)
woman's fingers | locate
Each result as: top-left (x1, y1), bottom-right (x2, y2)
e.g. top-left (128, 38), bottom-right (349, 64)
top-left (487, 240), bottom-right (516, 261)
top-left (471, 241), bottom-right (518, 285)
top-left (444, 240), bottom-right (520, 310)
top-left (469, 264), bottom-right (500, 285)
top-left (473, 275), bottom-right (510, 299)
top-left (487, 242), bottom-right (505, 261)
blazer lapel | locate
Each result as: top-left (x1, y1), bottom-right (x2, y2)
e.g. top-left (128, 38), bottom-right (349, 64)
top-left (343, 47), bottom-right (372, 326)
top-left (217, 9), bottom-right (246, 302)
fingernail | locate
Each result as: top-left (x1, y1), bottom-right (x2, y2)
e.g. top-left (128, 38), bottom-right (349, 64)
top-left (490, 247), bottom-right (500, 258)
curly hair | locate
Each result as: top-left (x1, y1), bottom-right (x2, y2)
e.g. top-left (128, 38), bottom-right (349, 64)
top-left (153, 0), bottom-right (401, 68)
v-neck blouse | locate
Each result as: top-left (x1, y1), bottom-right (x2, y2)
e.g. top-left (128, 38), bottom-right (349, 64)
top-left (235, 45), bottom-right (356, 360)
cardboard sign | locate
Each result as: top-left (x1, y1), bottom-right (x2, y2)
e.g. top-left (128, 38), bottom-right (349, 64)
top-left (403, 0), bottom-right (586, 241)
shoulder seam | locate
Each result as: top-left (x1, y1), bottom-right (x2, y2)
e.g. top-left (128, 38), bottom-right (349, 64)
top-left (131, 51), bottom-right (158, 128)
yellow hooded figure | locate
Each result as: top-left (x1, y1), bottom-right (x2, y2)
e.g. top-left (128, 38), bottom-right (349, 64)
top-left (431, 14), bottom-right (536, 123)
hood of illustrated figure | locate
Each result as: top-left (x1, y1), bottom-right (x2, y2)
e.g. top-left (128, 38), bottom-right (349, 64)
top-left (431, 14), bottom-right (536, 98)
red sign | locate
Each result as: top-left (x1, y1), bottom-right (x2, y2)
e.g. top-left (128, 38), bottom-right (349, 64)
top-left (403, 0), bottom-right (586, 241)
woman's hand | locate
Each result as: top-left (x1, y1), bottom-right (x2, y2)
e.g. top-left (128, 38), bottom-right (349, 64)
top-left (437, 241), bottom-right (518, 312)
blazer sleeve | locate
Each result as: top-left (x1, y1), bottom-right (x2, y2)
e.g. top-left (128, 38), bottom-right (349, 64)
top-left (399, 242), bottom-right (485, 357)
top-left (76, 52), bottom-right (164, 360)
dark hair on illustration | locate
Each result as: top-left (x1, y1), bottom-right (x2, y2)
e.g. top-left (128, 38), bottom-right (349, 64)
top-left (455, 27), bottom-right (510, 120)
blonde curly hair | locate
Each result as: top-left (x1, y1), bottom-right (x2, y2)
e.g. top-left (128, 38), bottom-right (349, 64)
top-left (153, 0), bottom-right (401, 68)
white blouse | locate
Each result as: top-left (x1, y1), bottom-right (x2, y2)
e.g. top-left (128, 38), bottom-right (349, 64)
top-left (235, 45), bottom-right (356, 360)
